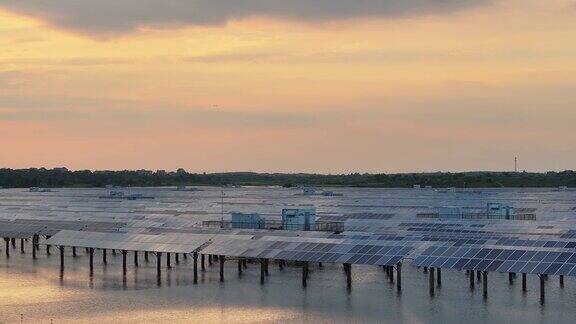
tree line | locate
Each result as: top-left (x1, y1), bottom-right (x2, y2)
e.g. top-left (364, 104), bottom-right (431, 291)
top-left (0, 168), bottom-right (574, 188)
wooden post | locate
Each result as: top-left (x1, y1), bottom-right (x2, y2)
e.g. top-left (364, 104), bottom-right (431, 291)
top-left (220, 255), bottom-right (225, 282)
top-left (437, 268), bottom-right (442, 286)
top-left (396, 263), bottom-right (402, 292)
top-left (193, 252), bottom-right (198, 284)
top-left (522, 273), bottom-right (527, 291)
top-left (483, 271), bottom-right (488, 299)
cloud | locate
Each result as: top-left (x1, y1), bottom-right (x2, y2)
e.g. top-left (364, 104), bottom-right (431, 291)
top-left (0, 0), bottom-right (491, 36)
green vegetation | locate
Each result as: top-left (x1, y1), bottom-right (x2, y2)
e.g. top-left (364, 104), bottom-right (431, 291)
top-left (0, 168), bottom-right (574, 188)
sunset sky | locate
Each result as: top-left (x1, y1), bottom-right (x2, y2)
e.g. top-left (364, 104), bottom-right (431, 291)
top-left (0, 0), bottom-right (574, 173)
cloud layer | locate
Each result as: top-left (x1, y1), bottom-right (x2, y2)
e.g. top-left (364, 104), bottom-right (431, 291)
top-left (0, 0), bottom-right (490, 35)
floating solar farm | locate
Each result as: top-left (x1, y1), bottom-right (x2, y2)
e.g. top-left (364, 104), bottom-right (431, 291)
top-left (1, 186), bottom-right (575, 303)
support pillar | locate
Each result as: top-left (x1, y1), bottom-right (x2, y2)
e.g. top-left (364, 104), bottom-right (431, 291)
top-left (72, 246), bottom-right (77, 257)
top-left (238, 259), bottom-right (243, 274)
top-left (167, 253), bottom-right (171, 268)
top-left (345, 263), bottom-right (352, 289)
top-left (437, 268), bottom-right (442, 286)
top-left (46, 236), bottom-right (51, 255)
top-left (509, 273), bottom-right (514, 285)
top-left (302, 262), bottom-right (309, 287)
top-left (144, 251), bottom-right (149, 262)
top-left (157, 252), bottom-right (162, 277)
top-left (429, 267), bottom-right (435, 294)
top-left (260, 259), bottom-right (265, 284)
top-left (89, 248), bottom-right (94, 273)
top-left (11, 237), bottom-right (16, 248)
top-left (20, 238), bottom-right (25, 253)
top-left (208, 254), bottom-right (212, 265)
top-left (32, 236), bottom-right (36, 259)
top-left (4, 238), bottom-right (9, 257)
top-left (396, 263), bottom-right (402, 292)
top-left (522, 273), bottom-right (527, 291)
top-left (540, 275), bottom-right (545, 303)
top-left (560, 275), bottom-right (564, 287)
top-left (483, 271), bottom-right (488, 299)
top-left (134, 251), bottom-right (138, 267)
top-left (122, 250), bottom-right (127, 274)
top-left (103, 249), bottom-right (107, 264)
top-left (201, 254), bottom-right (205, 271)
top-left (175, 253), bottom-right (179, 264)
top-left (469, 269), bottom-right (475, 289)
top-left (59, 246), bottom-right (65, 271)
top-left (264, 259), bottom-right (269, 276)
top-left (279, 260), bottom-right (284, 270)
top-left (476, 270), bottom-right (481, 282)
top-left (389, 265), bottom-right (394, 283)
top-left (193, 252), bottom-right (198, 284)
top-left (220, 255), bottom-right (225, 282)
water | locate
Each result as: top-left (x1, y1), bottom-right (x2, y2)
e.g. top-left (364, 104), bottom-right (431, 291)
top-left (1, 187), bottom-right (575, 323)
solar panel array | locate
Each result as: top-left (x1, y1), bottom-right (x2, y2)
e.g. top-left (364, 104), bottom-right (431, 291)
top-left (413, 245), bottom-right (576, 276)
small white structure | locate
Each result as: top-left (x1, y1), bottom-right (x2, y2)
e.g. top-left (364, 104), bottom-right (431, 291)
top-left (413, 185), bottom-right (421, 189)
top-left (282, 208), bottom-right (316, 231)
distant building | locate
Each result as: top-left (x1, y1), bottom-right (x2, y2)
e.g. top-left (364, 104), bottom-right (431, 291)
top-left (282, 208), bottom-right (316, 231)
top-left (231, 212), bottom-right (265, 229)
top-left (413, 185), bottom-right (421, 189)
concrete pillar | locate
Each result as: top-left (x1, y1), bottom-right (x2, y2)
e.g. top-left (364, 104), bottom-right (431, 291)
top-left (429, 267), bottom-right (435, 294)
top-left (220, 255), bottom-right (225, 282)
top-left (302, 262), bottom-right (309, 287)
top-left (156, 252), bottom-right (162, 277)
top-left (201, 254), bottom-right (205, 271)
top-left (483, 271), bottom-right (488, 299)
top-left (122, 250), bottom-right (127, 274)
top-left (238, 259), bottom-right (243, 274)
top-left (437, 268), bottom-right (442, 286)
top-left (193, 252), bottom-right (198, 284)
top-left (560, 275), bottom-right (564, 287)
top-left (389, 265), bottom-right (394, 283)
top-left (167, 253), bottom-right (171, 268)
top-left (522, 273), bottom-right (527, 291)
top-left (103, 249), bottom-right (107, 264)
top-left (59, 246), bottom-right (65, 271)
top-left (20, 238), bottom-right (25, 253)
top-left (175, 253), bottom-right (179, 264)
top-left (134, 251), bottom-right (138, 267)
top-left (396, 263), bottom-right (402, 292)
top-left (540, 275), bottom-right (545, 303)
top-left (469, 269), bottom-right (475, 289)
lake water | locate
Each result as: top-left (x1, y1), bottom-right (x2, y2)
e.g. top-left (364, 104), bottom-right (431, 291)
top-left (1, 187), bottom-right (575, 323)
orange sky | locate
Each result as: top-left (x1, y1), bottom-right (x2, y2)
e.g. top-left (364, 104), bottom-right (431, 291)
top-left (0, 0), bottom-right (575, 173)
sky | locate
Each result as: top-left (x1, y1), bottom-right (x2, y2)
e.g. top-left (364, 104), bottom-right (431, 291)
top-left (0, 0), bottom-right (574, 173)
